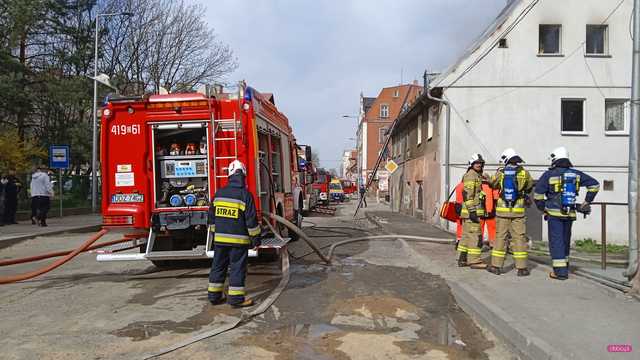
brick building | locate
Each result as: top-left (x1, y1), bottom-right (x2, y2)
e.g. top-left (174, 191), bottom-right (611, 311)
top-left (356, 82), bottom-right (422, 193)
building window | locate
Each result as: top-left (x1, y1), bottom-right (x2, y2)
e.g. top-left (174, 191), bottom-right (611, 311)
top-left (380, 104), bottom-right (389, 118)
top-left (539, 25), bottom-right (561, 55)
top-left (417, 115), bottom-right (422, 145)
top-left (603, 180), bottom-right (614, 191)
top-left (498, 38), bottom-right (508, 48)
top-left (417, 182), bottom-right (424, 210)
top-left (379, 126), bottom-right (389, 144)
top-left (561, 99), bottom-right (585, 134)
top-left (586, 25), bottom-right (608, 55)
top-left (605, 99), bottom-right (629, 135)
top-left (393, 90), bottom-right (400, 98)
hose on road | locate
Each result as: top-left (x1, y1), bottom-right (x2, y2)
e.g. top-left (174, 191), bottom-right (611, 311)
top-left (0, 235), bottom-right (139, 267)
top-left (0, 229), bottom-right (110, 285)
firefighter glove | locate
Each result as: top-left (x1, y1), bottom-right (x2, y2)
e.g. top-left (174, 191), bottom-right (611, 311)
top-left (251, 236), bottom-right (262, 248)
top-left (469, 210), bottom-right (479, 223)
top-left (578, 202), bottom-right (592, 215)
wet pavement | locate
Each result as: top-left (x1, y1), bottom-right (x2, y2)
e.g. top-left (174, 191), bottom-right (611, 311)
top-left (0, 201), bottom-right (513, 359)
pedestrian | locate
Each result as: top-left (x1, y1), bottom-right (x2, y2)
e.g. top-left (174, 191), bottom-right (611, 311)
top-left (3, 170), bottom-right (22, 225)
top-left (359, 183), bottom-right (367, 208)
top-left (486, 148), bottom-right (534, 276)
top-left (458, 153), bottom-right (488, 269)
top-left (533, 147), bottom-right (599, 280)
top-left (207, 160), bottom-right (260, 307)
top-left (30, 165), bottom-right (54, 227)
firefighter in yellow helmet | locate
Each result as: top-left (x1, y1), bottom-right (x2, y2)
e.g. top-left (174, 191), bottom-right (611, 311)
top-left (458, 153), bottom-right (488, 269)
top-left (486, 148), bottom-right (534, 276)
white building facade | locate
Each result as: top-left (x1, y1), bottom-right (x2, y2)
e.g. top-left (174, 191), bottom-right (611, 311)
top-left (432, 0), bottom-right (632, 244)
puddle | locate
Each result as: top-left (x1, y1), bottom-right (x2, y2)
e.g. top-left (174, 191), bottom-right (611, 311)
top-left (111, 303), bottom-right (238, 341)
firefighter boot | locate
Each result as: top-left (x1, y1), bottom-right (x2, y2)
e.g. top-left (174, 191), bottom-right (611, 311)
top-left (486, 265), bottom-right (501, 275)
top-left (231, 298), bottom-right (254, 308)
top-left (517, 268), bottom-right (530, 277)
top-left (457, 252), bottom-right (468, 267)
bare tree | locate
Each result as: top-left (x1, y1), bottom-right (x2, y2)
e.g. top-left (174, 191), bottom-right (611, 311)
top-left (100, 0), bottom-right (237, 94)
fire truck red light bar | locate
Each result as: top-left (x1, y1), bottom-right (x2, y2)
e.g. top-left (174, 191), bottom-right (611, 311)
top-left (147, 100), bottom-right (208, 110)
top-left (102, 215), bottom-right (134, 225)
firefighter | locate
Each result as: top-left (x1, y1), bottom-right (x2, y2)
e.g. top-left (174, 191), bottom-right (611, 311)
top-left (458, 153), bottom-right (488, 269)
top-left (207, 160), bottom-right (261, 307)
top-left (486, 149), bottom-right (534, 276)
top-left (534, 147), bottom-right (599, 280)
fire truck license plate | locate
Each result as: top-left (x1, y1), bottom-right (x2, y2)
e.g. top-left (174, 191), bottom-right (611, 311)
top-left (111, 194), bottom-right (144, 203)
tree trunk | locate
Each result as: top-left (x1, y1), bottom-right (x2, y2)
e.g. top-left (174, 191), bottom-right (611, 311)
top-left (17, 32), bottom-right (27, 141)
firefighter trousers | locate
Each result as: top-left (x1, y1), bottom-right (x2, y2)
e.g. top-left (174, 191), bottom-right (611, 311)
top-left (208, 245), bottom-right (248, 305)
top-left (548, 217), bottom-right (573, 278)
top-left (491, 217), bottom-right (528, 269)
top-left (459, 219), bottom-right (483, 264)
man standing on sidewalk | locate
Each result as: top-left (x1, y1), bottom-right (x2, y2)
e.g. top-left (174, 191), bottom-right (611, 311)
top-left (30, 165), bottom-right (54, 227)
top-left (359, 183), bottom-right (367, 208)
top-left (458, 153), bottom-right (488, 269)
top-left (534, 147), bottom-right (599, 280)
top-left (487, 149), bottom-right (534, 276)
top-left (3, 170), bottom-right (22, 225)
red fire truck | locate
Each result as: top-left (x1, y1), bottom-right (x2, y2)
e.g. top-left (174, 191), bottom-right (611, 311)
top-left (312, 168), bottom-right (332, 205)
top-left (97, 84), bottom-right (302, 265)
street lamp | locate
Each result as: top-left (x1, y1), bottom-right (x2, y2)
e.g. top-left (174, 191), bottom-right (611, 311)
top-left (92, 11), bottom-right (133, 213)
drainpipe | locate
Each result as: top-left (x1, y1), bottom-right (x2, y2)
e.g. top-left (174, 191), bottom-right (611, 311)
top-left (426, 85), bottom-right (451, 228)
top-left (625, 0), bottom-right (640, 283)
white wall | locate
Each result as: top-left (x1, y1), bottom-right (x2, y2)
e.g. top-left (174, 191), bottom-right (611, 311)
top-left (435, 0), bottom-right (632, 244)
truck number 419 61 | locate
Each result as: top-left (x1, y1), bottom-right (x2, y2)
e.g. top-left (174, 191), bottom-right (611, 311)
top-left (111, 124), bottom-right (141, 136)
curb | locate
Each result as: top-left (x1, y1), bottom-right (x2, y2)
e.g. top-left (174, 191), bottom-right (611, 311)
top-left (365, 210), bottom-right (564, 360)
top-left (0, 225), bottom-right (101, 250)
top-left (447, 281), bottom-right (564, 360)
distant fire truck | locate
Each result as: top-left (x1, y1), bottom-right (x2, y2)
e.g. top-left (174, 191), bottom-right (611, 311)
top-left (97, 84), bottom-right (302, 265)
top-left (312, 168), bottom-right (332, 205)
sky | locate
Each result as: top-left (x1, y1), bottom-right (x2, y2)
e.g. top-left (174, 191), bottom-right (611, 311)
top-left (201, 0), bottom-right (510, 170)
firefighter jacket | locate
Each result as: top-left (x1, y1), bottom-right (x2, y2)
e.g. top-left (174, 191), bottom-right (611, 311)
top-left (208, 173), bottom-right (261, 247)
top-left (460, 169), bottom-right (487, 219)
top-left (533, 163), bottom-right (599, 219)
top-left (489, 166), bottom-right (533, 218)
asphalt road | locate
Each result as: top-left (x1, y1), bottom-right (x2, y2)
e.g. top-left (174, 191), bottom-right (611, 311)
top-left (0, 201), bottom-right (514, 359)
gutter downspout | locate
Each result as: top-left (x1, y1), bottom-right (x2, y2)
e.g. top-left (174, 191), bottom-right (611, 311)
top-left (426, 86), bottom-right (451, 229)
top-left (625, 0), bottom-right (640, 283)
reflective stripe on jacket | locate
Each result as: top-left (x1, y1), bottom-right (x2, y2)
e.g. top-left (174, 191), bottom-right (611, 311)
top-left (533, 167), bottom-right (599, 219)
top-left (490, 166), bottom-right (533, 218)
top-left (208, 173), bottom-right (260, 247)
top-left (460, 169), bottom-right (486, 218)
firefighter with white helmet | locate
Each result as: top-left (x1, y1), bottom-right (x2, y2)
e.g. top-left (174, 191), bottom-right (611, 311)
top-left (207, 160), bottom-right (261, 307)
top-left (486, 148), bottom-right (534, 276)
top-left (458, 153), bottom-right (488, 269)
top-left (533, 147), bottom-right (599, 280)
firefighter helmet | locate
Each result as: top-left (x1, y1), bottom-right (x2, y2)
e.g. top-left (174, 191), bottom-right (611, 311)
top-left (549, 146), bottom-right (570, 164)
top-left (500, 148), bottom-right (523, 165)
top-left (468, 153), bottom-right (485, 166)
top-left (228, 160), bottom-right (246, 177)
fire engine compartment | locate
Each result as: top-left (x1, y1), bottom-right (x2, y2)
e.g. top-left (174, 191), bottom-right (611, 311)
top-left (152, 123), bottom-right (210, 210)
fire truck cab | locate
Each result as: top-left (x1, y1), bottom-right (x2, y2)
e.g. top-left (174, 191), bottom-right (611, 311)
top-left (97, 84), bottom-right (301, 265)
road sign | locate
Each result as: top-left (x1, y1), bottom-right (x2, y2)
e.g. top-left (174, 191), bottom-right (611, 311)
top-left (49, 145), bottom-right (70, 169)
top-left (384, 160), bottom-right (398, 174)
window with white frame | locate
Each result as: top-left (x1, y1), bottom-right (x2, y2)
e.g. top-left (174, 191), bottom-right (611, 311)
top-left (417, 115), bottom-right (423, 145)
top-left (586, 25), bottom-right (608, 55)
top-left (380, 104), bottom-right (389, 118)
top-left (379, 126), bottom-right (389, 144)
top-left (539, 25), bottom-right (562, 55)
top-left (393, 90), bottom-right (400, 98)
top-left (561, 99), bottom-right (585, 134)
top-left (605, 99), bottom-right (629, 134)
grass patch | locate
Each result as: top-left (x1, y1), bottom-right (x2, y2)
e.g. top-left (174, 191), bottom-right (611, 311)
top-left (574, 238), bottom-right (628, 254)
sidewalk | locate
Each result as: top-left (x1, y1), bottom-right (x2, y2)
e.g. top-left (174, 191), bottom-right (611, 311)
top-left (0, 213), bottom-right (101, 249)
top-left (365, 208), bottom-right (639, 360)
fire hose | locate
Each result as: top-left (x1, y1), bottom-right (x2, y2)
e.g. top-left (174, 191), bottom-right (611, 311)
top-left (0, 230), bottom-right (140, 285)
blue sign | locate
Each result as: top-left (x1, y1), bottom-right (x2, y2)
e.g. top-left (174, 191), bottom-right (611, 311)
top-left (49, 145), bottom-right (70, 169)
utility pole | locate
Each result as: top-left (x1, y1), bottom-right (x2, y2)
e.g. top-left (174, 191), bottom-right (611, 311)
top-left (627, 0), bottom-right (640, 294)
